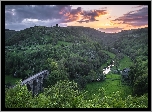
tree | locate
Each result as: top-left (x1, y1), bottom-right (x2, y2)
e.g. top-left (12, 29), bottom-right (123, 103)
top-left (43, 58), bottom-right (69, 87)
top-left (43, 80), bottom-right (83, 108)
top-left (5, 81), bottom-right (33, 108)
top-left (129, 58), bottom-right (148, 96)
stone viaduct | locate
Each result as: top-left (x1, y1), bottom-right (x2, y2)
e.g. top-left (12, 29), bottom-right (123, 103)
top-left (21, 70), bottom-right (49, 95)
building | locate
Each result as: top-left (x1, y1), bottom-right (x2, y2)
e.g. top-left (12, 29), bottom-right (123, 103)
top-left (121, 68), bottom-right (130, 79)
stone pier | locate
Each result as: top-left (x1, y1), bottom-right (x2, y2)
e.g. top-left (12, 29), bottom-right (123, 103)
top-left (21, 70), bottom-right (49, 95)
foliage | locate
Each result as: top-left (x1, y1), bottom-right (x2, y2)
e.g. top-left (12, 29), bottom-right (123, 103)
top-left (129, 58), bottom-right (148, 96)
top-left (43, 80), bottom-right (84, 108)
top-left (43, 58), bottom-right (69, 87)
top-left (5, 81), bottom-right (33, 108)
top-left (5, 80), bottom-right (148, 108)
top-left (5, 26), bottom-right (148, 108)
top-left (5, 75), bottom-right (21, 85)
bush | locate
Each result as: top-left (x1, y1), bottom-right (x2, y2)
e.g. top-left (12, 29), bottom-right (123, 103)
top-left (5, 81), bottom-right (33, 108)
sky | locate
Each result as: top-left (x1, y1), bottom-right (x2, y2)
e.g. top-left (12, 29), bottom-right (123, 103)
top-left (5, 5), bottom-right (148, 33)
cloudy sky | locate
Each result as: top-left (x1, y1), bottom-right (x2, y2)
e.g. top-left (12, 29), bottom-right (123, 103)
top-left (5, 5), bottom-right (148, 33)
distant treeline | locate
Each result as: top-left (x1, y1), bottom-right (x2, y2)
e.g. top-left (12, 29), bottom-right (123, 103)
top-left (5, 29), bottom-right (16, 31)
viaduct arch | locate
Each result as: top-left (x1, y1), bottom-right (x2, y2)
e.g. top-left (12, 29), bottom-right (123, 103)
top-left (21, 70), bottom-right (49, 95)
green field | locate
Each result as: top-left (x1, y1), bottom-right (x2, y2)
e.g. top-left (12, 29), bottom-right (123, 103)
top-left (57, 41), bottom-right (73, 46)
top-left (118, 56), bottom-right (133, 70)
top-left (5, 75), bottom-right (21, 85)
top-left (100, 50), bottom-right (133, 70)
top-left (85, 73), bottom-right (132, 99)
top-left (101, 50), bottom-right (116, 59)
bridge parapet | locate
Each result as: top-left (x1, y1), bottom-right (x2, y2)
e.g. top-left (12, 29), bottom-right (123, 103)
top-left (21, 70), bottom-right (49, 85)
top-left (21, 70), bottom-right (49, 95)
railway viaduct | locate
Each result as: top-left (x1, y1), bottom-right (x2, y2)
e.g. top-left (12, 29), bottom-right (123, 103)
top-left (21, 70), bottom-right (49, 95)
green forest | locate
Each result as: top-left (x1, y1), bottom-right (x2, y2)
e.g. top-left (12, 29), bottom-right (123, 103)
top-left (5, 25), bottom-right (148, 108)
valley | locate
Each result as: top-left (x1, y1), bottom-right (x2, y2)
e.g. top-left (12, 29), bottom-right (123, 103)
top-left (5, 26), bottom-right (148, 108)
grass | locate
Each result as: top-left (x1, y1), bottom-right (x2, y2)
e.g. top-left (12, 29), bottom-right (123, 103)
top-left (85, 73), bottom-right (132, 99)
top-left (5, 75), bottom-right (21, 85)
top-left (85, 55), bottom-right (133, 100)
top-left (57, 41), bottom-right (73, 46)
top-left (100, 51), bottom-right (133, 70)
top-left (118, 56), bottom-right (133, 70)
top-left (101, 50), bottom-right (116, 59)
top-left (85, 51), bottom-right (133, 100)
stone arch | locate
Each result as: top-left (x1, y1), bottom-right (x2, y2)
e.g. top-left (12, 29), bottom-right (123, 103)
top-left (44, 73), bottom-right (47, 79)
top-left (21, 70), bottom-right (49, 95)
top-left (27, 84), bottom-right (31, 91)
top-left (38, 76), bottom-right (43, 92)
top-left (33, 79), bottom-right (37, 95)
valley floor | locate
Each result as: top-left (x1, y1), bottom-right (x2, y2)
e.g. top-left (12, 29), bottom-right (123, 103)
top-left (84, 73), bottom-right (132, 100)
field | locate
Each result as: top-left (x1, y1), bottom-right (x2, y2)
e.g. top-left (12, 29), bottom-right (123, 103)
top-left (5, 75), bottom-right (21, 85)
top-left (85, 73), bottom-right (132, 99)
top-left (101, 50), bottom-right (116, 59)
top-left (119, 56), bottom-right (133, 70)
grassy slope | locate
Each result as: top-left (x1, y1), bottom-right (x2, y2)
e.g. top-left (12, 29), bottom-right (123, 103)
top-left (118, 56), bottom-right (133, 70)
top-left (57, 41), bottom-right (73, 46)
top-left (101, 50), bottom-right (116, 59)
top-left (85, 73), bottom-right (132, 99)
top-left (5, 75), bottom-right (21, 85)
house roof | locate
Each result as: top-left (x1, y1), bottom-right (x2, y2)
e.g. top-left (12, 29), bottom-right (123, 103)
top-left (122, 68), bottom-right (130, 75)
top-left (123, 68), bottom-right (130, 71)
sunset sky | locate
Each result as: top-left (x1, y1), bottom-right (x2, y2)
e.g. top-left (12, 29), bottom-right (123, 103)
top-left (5, 5), bottom-right (148, 33)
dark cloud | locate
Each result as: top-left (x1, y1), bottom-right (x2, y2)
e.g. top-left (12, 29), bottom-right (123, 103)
top-left (5, 18), bottom-right (61, 30)
top-left (98, 27), bottom-right (123, 33)
top-left (70, 7), bottom-right (82, 15)
top-left (5, 5), bottom-right (69, 23)
top-left (77, 20), bottom-right (90, 23)
top-left (112, 7), bottom-right (148, 27)
top-left (77, 9), bottom-right (107, 23)
top-left (60, 7), bottom-right (82, 23)
top-left (5, 5), bottom-right (72, 30)
top-left (5, 5), bottom-right (108, 30)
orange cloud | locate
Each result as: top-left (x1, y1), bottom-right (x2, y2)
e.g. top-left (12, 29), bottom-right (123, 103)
top-left (59, 7), bottom-right (82, 23)
top-left (63, 12), bottom-right (81, 23)
top-left (59, 6), bottom-right (108, 23)
top-left (78, 9), bottom-right (107, 23)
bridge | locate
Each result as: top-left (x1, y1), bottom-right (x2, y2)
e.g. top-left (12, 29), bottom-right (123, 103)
top-left (21, 70), bottom-right (49, 95)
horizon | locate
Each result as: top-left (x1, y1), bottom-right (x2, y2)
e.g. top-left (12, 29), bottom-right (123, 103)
top-left (5, 24), bottom-right (148, 34)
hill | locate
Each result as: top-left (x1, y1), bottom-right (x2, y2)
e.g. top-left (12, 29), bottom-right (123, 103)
top-left (5, 26), bottom-right (148, 108)
top-left (5, 26), bottom-right (148, 90)
top-left (5, 29), bottom-right (19, 40)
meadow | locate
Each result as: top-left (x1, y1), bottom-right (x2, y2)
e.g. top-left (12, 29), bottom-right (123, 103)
top-left (84, 73), bottom-right (132, 100)
top-left (5, 75), bottom-right (21, 85)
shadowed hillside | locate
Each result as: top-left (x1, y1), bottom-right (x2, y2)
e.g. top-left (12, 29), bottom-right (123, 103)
top-left (5, 29), bottom-right (19, 40)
